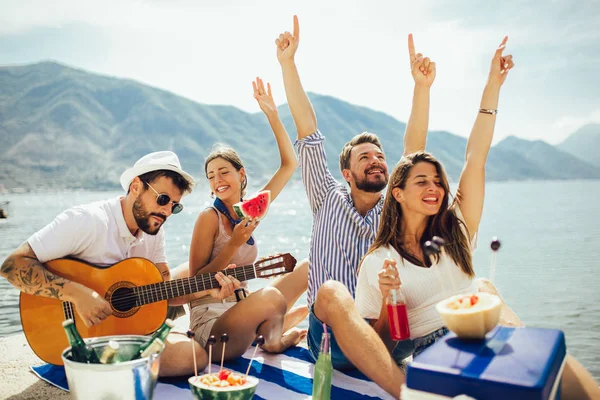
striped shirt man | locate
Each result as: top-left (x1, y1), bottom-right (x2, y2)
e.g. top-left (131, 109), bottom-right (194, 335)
top-left (296, 130), bottom-right (384, 305)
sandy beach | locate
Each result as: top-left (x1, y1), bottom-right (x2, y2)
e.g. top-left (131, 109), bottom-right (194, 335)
top-left (0, 333), bottom-right (69, 400)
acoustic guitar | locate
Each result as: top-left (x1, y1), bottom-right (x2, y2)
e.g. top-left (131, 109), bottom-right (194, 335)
top-left (20, 253), bottom-right (296, 365)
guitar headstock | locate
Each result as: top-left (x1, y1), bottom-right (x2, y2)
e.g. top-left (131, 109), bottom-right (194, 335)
top-left (254, 253), bottom-right (297, 278)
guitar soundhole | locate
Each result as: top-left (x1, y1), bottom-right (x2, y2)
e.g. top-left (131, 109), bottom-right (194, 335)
top-left (111, 287), bottom-right (137, 312)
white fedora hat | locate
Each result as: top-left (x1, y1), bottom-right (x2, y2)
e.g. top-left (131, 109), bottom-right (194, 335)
top-left (120, 151), bottom-right (195, 192)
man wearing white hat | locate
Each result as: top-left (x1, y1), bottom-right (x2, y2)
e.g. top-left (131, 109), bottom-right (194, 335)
top-left (1, 151), bottom-right (240, 376)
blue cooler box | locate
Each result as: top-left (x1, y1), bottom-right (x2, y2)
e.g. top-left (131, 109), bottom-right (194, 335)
top-left (406, 326), bottom-right (566, 399)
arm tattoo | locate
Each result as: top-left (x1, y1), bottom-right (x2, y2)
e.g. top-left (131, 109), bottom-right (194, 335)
top-left (1, 244), bottom-right (70, 300)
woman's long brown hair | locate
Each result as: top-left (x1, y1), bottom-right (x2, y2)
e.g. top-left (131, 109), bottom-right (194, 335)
top-left (365, 152), bottom-right (474, 277)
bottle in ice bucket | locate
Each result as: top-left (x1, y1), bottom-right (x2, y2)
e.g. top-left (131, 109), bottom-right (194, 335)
top-left (387, 288), bottom-right (410, 340)
top-left (312, 331), bottom-right (333, 400)
top-left (99, 340), bottom-right (123, 364)
top-left (131, 318), bottom-right (174, 360)
top-left (62, 319), bottom-right (100, 363)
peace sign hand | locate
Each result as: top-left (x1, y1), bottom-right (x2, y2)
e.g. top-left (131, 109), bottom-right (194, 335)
top-left (253, 77), bottom-right (277, 119)
top-left (408, 34), bottom-right (436, 87)
top-left (488, 36), bottom-right (514, 86)
top-left (276, 15), bottom-right (300, 65)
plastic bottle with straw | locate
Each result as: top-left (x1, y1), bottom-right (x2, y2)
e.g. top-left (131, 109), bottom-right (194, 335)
top-left (312, 323), bottom-right (333, 400)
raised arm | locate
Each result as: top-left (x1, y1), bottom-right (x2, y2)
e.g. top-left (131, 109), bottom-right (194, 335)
top-left (253, 77), bottom-right (298, 201)
top-left (277, 15), bottom-right (317, 139)
top-left (456, 37), bottom-right (514, 237)
top-left (403, 34), bottom-right (436, 155)
top-left (276, 15), bottom-right (339, 214)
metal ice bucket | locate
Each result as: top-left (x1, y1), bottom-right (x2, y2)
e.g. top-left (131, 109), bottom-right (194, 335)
top-left (61, 335), bottom-right (162, 400)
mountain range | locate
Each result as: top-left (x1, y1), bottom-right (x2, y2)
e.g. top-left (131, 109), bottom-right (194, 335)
top-left (1, 61), bottom-right (599, 191)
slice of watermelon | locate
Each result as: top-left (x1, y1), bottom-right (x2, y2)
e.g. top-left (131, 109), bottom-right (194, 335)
top-left (233, 190), bottom-right (271, 221)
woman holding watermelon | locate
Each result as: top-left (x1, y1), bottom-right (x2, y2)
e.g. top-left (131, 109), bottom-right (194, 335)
top-left (180, 77), bottom-right (309, 362)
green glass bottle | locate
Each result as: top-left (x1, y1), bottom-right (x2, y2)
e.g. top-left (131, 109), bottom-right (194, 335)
top-left (131, 318), bottom-right (174, 360)
top-left (139, 338), bottom-right (166, 359)
top-left (312, 332), bottom-right (333, 400)
top-left (62, 319), bottom-right (100, 364)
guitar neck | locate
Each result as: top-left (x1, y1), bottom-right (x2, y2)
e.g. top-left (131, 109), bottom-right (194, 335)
top-left (136, 264), bottom-right (257, 305)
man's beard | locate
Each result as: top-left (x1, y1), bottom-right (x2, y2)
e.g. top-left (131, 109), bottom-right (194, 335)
top-left (352, 169), bottom-right (388, 193)
top-left (132, 198), bottom-right (166, 235)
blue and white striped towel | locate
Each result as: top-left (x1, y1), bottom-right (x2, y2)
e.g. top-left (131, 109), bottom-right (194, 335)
top-left (32, 345), bottom-right (394, 399)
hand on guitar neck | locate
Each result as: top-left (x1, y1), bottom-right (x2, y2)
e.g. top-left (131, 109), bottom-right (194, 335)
top-left (204, 270), bottom-right (241, 301)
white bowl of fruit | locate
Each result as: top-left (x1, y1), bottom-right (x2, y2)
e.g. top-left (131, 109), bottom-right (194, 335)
top-left (436, 292), bottom-right (502, 339)
top-left (188, 369), bottom-right (259, 400)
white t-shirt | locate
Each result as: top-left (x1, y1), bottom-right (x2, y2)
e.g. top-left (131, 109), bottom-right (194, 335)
top-left (28, 197), bottom-right (167, 266)
top-left (355, 207), bottom-right (477, 339)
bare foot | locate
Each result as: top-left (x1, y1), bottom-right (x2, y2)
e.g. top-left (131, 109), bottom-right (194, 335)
top-left (259, 328), bottom-right (307, 354)
top-left (281, 328), bottom-right (308, 350)
top-left (282, 305), bottom-right (309, 333)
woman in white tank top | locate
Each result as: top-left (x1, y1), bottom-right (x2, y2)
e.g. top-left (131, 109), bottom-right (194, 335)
top-left (355, 40), bottom-right (521, 359)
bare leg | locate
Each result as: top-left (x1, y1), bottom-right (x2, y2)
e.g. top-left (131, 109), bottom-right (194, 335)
top-left (269, 258), bottom-right (308, 309)
top-left (477, 278), bottom-right (524, 327)
top-left (282, 305), bottom-right (309, 333)
top-left (314, 280), bottom-right (404, 398)
top-left (269, 258), bottom-right (309, 332)
top-left (170, 262), bottom-right (190, 279)
top-left (561, 355), bottom-right (600, 399)
top-left (159, 332), bottom-right (208, 377)
top-left (209, 287), bottom-right (307, 362)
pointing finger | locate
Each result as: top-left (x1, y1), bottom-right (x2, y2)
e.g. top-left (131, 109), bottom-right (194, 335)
top-left (293, 15), bottom-right (300, 41)
top-left (408, 33), bottom-right (416, 61)
top-left (495, 36), bottom-right (508, 56)
top-left (267, 82), bottom-right (272, 98)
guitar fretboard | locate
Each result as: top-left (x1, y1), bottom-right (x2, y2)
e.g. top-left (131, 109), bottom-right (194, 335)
top-left (135, 263), bottom-right (258, 306)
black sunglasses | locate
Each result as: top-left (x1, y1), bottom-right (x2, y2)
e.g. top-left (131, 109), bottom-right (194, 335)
top-left (144, 181), bottom-right (184, 214)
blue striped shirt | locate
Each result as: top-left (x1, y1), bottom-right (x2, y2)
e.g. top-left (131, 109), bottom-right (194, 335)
top-left (296, 130), bottom-right (384, 305)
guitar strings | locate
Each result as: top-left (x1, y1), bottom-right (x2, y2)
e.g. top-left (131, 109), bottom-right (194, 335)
top-left (108, 259), bottom-right (283, 308)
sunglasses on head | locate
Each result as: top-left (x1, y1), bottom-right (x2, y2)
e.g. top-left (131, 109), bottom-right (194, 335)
top-left (143, 181), bottom-right (184, 214)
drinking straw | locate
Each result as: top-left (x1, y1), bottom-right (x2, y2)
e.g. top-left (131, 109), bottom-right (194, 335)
top-left (186, 330), bottom-right (198, 377)
top-left (245, 335), bottom-right (265, 379)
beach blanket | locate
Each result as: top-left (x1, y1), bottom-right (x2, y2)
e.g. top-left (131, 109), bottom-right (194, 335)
top-left (31, 345), bottom-right (394, 399)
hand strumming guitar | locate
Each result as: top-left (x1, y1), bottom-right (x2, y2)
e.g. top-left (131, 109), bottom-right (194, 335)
top-left (64, 282), bottom-right (112, 327)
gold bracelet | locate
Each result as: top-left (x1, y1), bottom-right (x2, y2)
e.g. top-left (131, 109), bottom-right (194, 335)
top-left (479, 108), bottom-right (498, 115)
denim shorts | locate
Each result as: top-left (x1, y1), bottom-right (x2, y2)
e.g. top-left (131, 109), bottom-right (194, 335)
top-left (307, 306), bottom-right (418, 370)
top-left (412, 327), bottom-right (450, 358)
top-left (307, 306), bottom-right (356, 370)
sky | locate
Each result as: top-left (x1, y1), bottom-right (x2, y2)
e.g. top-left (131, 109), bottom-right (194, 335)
top-left (0, 0), bottom-right (599, 144)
